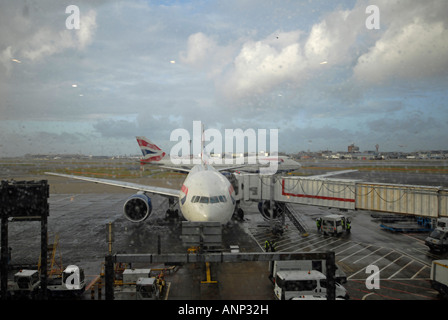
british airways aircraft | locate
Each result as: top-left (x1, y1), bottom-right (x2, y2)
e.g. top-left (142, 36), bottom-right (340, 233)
top-left (46, 139), bottom-right (240, 224)
top-left (137, 136), bottom-right (167, 164)
top-left (46, 137), bottom-right (354, 224)
top-left (136, 136), bottom-right (302, 172)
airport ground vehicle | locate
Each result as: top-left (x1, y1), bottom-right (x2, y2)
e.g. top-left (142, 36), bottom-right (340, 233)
top-left (136, 275), bottom-right (166, 300)
top-left (269, 260), bottom-right (347, 284)
top-left (122, 268), bottom-right (152, 284)
top-left (115, 268), bottom-right (152, 299)
top-left (430, 260), bottom-right (448, 299)
top-left (425, 228), bottom-right (448, 252)
top-left (136, 277), bottom-right (159, 300)
top-left (8, 269), bottom-right (40, 299)
top-left (116, 268), bottom-right (166, 300)
top-left (321, 214), bottom-right (351, 235)
top-left (435, 218), bottom-right (448, 229)
top-left (273, 270), bottom-right (349, 300)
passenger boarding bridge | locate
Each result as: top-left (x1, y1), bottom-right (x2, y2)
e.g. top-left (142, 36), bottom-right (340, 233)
top-left (233, 173), bottom-right (448, 219)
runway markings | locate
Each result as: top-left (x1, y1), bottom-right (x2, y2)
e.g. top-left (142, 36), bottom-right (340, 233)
top-left (339, 244), bottom-right (372, 262)
top-left (411, 265), bottom-right (429, 279)
top-left (372, 281), bottom-right (438, 300)
top-left (352, 247), bottom-right (383, 264)
top-left (347, 250), bottom-right (396, 280)
top-left (246, 220), bottom-right (433, 289)
top-left (348, 284), bottom-right (400, 300)
top-left (388, 260), bottom-right (414, 279)
top-left (329, 241), bottom-right (357, 252)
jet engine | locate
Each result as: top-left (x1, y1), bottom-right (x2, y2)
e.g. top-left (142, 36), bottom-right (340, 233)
top-left (258, 200), bottom-right (283, 221)
top-left (123, 193), bottom-right (152, 222)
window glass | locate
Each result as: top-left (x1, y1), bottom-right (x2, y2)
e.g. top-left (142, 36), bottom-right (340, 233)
top-left (199, 197), bottom-right (209, 204)
top-left (210, 196), bottom-right (219, 203)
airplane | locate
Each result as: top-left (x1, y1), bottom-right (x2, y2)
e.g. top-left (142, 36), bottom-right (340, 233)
top-left (46, 162), bottom-right (236, 224)
top-left (137, 136), bottom-right (167, 164)
top-left (46, 137), bottom-right (247, 224)
top-left (45, 137), bottom-right (353, 225)
top-left (136, 136), bottom-right (302, 173)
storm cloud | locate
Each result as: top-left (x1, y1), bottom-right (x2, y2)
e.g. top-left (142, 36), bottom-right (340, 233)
top-left (1, 0), bottom-right (447, 156)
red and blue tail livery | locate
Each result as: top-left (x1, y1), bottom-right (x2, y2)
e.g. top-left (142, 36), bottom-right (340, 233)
top-left (136, 136), bottom-right (166, 165)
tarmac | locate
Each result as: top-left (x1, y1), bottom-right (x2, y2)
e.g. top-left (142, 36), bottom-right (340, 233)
top-left (2, 158), bottom-right (448, 301)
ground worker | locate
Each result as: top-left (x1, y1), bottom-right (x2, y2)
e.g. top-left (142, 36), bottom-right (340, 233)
top-left (265, 240), bottom-right (271, 252)
top-left (346, 218), bottom-right (351, 233)
top-left (265, 240), bottom-right (276, 252)
top-left (156, 271), bottom-right (165, 298)
top-left (270, 241), bottom-right (276, 252)
top-left (316, 218), bottom-right (322, 232)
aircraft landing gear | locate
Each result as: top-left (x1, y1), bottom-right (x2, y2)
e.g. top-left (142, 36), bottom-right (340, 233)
top-left (232, 201), bottom-right (244, 221)
top-left (165, 198), bottom-right (179, 221)
top-left (166, 208), bottom-right (179, 220)
top-left (233, 207), bottom-right (244, 221)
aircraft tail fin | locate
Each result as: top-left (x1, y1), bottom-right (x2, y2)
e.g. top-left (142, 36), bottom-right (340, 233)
top-left (136, 136), bottom-right (166, 165)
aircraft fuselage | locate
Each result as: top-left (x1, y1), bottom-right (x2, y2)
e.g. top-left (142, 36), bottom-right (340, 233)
top-left (179, 164), bottom-right (235, 223)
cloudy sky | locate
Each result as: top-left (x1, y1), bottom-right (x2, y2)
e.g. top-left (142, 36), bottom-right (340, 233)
top-left (1, 0), bottom-right (447, 156)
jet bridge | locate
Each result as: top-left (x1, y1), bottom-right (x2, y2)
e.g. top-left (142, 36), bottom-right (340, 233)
top-left (233, 173), bottom-right (448, 219)
top-left (235, 174), bottom-right (356, 209)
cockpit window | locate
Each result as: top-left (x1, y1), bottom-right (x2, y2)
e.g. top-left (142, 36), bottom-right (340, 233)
top-left (199, 197), bottom-right (209, 204)
top-left (191, 195), bottom-right (227, 204)
top-left (210, 196), bottom-right (219, 203)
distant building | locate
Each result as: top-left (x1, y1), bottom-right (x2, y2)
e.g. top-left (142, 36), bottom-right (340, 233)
top-left (348, 143), bottom-right (359, 153)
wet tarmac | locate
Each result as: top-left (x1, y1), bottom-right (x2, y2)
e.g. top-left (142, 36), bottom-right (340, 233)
top-left (5, 191), bottom-right (275, 300)
top-left (4, 190), bottom-right (447, 300)
top-left (2, 158), bottom-right (448, 301)
top-left (249, 202), bottom-right (447, 300)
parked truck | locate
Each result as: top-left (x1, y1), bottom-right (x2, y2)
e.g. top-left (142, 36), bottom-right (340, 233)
top-left (430, 260), bottom-right (448, 299)
top-left (136, 277), bottom-right (158, 300)
top-left (270, 260), bottom-right (348, 300)
top-left (273, 270), bottom-right (349, 300)
top-left (269, 260), bottom-right (347, 284)
top-left (321, 214), bottom-right (351, 235)
top-left (425, 220), bottom-right (448, 252)
top-left (435, 217), bottom-right (448, 230)
top-left (114, 268), bottom-right (167, 300)
top-left (7, 269), bottom-right (40, 299)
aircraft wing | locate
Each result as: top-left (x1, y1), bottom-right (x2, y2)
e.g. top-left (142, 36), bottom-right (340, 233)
top-left (160, 165), bottom-right (191, 173)
top-left (160, 164), bottom-right (249, 173)
top-left (45, 172), bottom-right (180, 198)
top-left (216, 164), bottom-right (253, 172)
